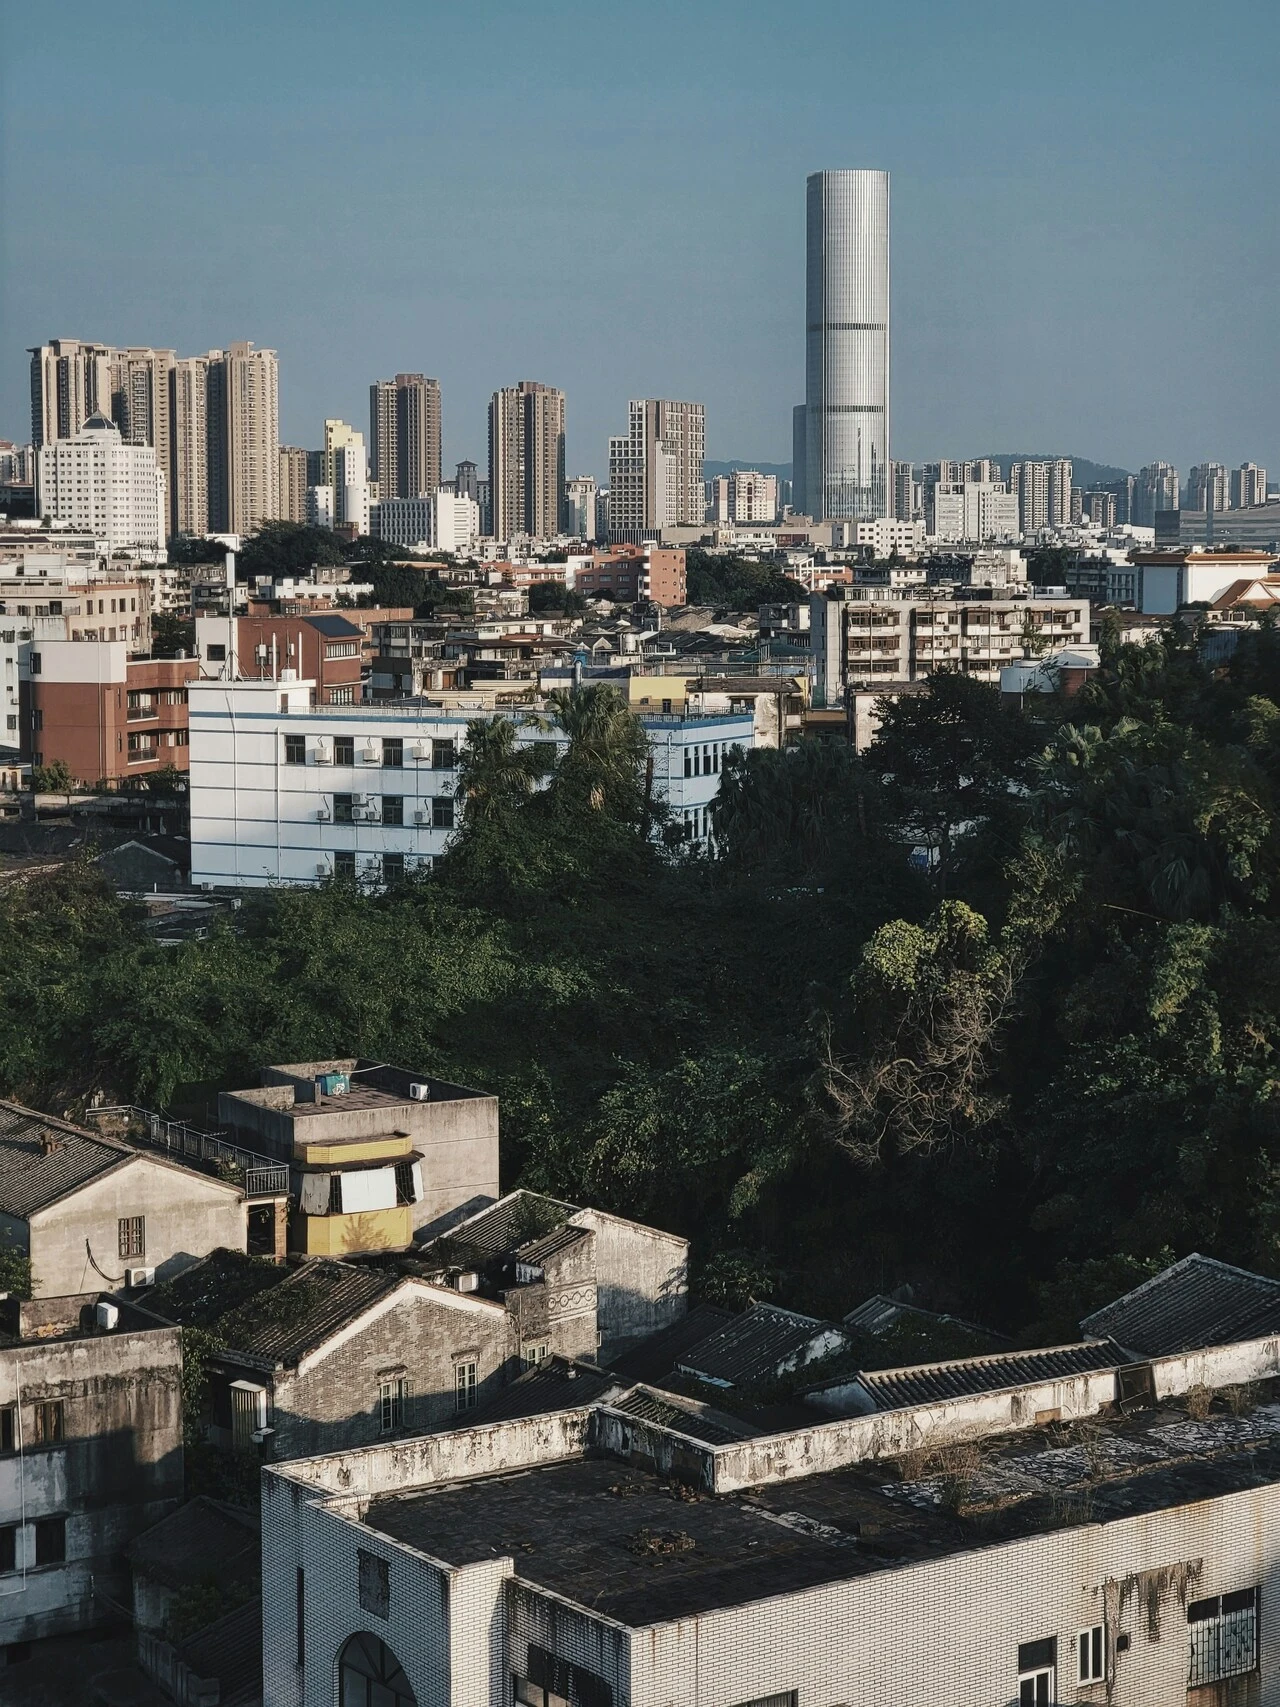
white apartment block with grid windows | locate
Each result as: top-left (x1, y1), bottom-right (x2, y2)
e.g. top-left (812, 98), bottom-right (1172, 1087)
top-left (35, 415), bottom-right (165, 555)
top-left (187, 680), bottom-right (753, 885)
top-left (261, 1324), bottom-right (1280, 1707)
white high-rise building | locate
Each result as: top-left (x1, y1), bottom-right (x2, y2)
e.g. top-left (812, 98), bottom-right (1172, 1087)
top-left (324, 420), bottom-right (370, 535)
top-left (796, 169), bottom-right (890, 521)
top-left (608, 400), bottom-right (705, 543)
top-left (927, 482), bottom-right (1020, 543)
top-left (565, 476), bottom-right (599, 542)
top-left (36, 414), bottom-right (166, 554)
top-left (1231, 463), bottom-right (1268, 509)
top-left (1188, 462), bottom-right (1230, 512)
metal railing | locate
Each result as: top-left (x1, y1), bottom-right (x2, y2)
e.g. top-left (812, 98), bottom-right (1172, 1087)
top-left (90, 1105), bottom-right (289, 1198)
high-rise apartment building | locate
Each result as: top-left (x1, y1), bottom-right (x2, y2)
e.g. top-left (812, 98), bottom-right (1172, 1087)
top-left (1132, 463), bottom-right (1180, 527)
top-left (1007, 460), bottom-right (1073, 534)
top-left (891, 460), bottom-right (917, 521)
top-left (795, 169), bottom-right (890, 521)
top-left (454, 460), bottom-right (479, 503)
top-left (369, 374), bottom-right (441, 501)
top-left (29, 339), bottom-right (113, 449)
top-left (565, 475), bottom-right (599, 541)
top-left (1187, 463), bottom-right (1229, 512)
top-left (1085, 490), bottom-right (1117, 528)
top-left (279, 447), bottom-right (310, 524)
top-left (168, 358), bottom-right (209, 537)
top-left (36, 414), bottom-right (166, 553)
top-left (205, 342), bottom-right (280, 535)
top-left (322, 420), bottom-right (369, 535)
top-left (607, 400), bottom-right (705, 542)
top-left (488, 381), bottom-right (566, 540)
top-left (705, 468), bottom-right (778, 526)
top-left (1048, 460), bottom-right (1073, 527)
top-left (1231, 463), bottom-right (1268, 509)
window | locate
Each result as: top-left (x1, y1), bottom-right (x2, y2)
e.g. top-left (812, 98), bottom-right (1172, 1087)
top-left (683, 748), bottom-right (691, 777)
top-left (454, 1361), bottom-right (477, 1411)
top-left (522, 1344), bottom-right (548, 1370)
top-left (1188, 1589), bottom-right (1259, 1687)
top-left (432, 796), bottom-right (454, 830)
top-left (382, 853), bottom-right (405, 883)
top-left (0, 1525), bottom-right (15, 1574)
top-left (379, 1377), bottom-right (408, 1433)
top-left (32, 1401), bottom-right (63, 1445)
top-left (324, 641), bottom-right (358, 658)
top-left (382, 737), bottom-right (403, 768)
top-left (328, 686), bottom-right (355, 705)
top-left (1017, 1638), bottom-right (1055, 1707)
top-left (284, 733), bottom-right (306, 765)
top-left (117, 1216), bottom-right (145, 1259)
top-left (334, 793), bottom-right (355, 824)
top-left (381, 795), bottom-right (404, 827)
top-left (1078, 1625), bottom-right (1104, 1684)
top-left (34, 1517), bottom-right (65, 1566)
top-left (0, 1408), bottom-right (14, 1452)
top-left (29, 653), bottom-right (40, 674)
top-left (334, 736), bottom-right (355, 766)
top-left (334, 850), bottom-right (356, 879)
top-left (523, 1646), bottom-right (612, 1707)
top-left (431, 738), bottom-right (456, 769)
top-left (357, 1548), bottom-right (390, 1618)
top-left (206, 643), bottom-right (225, 662)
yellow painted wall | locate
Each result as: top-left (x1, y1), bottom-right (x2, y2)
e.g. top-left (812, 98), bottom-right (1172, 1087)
top-left (295, 1134), bottom-right (413, 1166)
top-left (293, 1206), bottom-right (411, 1255)
top-left (625, 674), bottom-right (689, 710)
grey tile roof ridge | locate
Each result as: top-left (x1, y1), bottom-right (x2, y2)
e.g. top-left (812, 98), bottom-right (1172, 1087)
top-left (855, 1336), bottom-right (1126, 1384)
top-left (1081, 1251), bottom-right (1280, 1332)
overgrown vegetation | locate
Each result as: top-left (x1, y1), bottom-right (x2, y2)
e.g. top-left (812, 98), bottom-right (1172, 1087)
top-left (685, 549), bottom-right (808, 612)
top-left (7, 637), bottom-right (1280, 1339)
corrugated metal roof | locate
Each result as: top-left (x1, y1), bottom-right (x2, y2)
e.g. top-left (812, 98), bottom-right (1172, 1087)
top-left (424, 1190), bottom-right (576, 1262)
top-left (0, 1100), bottom-right (133, 1217)
top-left (306, 613), bottom-right (364, 637)
top-left (611, 1387), bottom-right (755, 1445)
top-left (855, 1340), bottom-right (1125, 1411)
top-left (1081, 1253), bottom-right (1280, 1357)
top-left (608, 1302), bottom-right (737, 1383)
top-left (677, 1304), bottom-right (843, 1389)
top-left (128, 1496), bottom-right (258, 1590)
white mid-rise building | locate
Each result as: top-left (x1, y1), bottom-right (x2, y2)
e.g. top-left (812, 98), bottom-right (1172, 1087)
top-left (35, 415), bottom-right (165, 555)
top-left (371, 491), bottom-right (480, 554)
top-left (927, 482), bottom-right (1020, 544)
top-left (187, 680), bottom-right (753, 885)
top-left (831, 517), bottom-right (926, 555)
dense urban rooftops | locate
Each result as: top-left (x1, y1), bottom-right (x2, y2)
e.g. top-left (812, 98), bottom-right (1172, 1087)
top-left (0, 1100), bottom-right (134, 1215)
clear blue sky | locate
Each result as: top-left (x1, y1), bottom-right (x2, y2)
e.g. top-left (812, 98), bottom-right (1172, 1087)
top-left (2, 0), bottom-right (1276, 484)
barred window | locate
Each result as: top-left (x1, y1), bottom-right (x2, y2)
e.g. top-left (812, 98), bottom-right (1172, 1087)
top-left (1188, 1590), bottom-right (1258, 1687)
top-left (378, 1377), bottom-right (408, 1433)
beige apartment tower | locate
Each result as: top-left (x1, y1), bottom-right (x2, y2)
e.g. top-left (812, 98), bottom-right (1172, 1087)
top-left (607, 399), bottom-right (706, 542)
top-left (168, 357), bottom-right (210, 536)
top-left (370, 374), bottom-right (441, 500)
top-left (488, 380), bottom-right (566, 540)
top-left (206, 342), bottom-right (280, 535)
top-left (279, 446), bottom-right (310, 523)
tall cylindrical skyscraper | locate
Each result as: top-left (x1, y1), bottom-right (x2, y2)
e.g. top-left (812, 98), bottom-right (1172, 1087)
top-left (803, 169), bottom-right (890, 521)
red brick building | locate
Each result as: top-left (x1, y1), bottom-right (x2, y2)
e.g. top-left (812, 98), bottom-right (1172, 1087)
top-left (195, 613), bottom-right (366, 704)
top-left (573, 545), bottom-right (686, 606)
top-left (29, 642), bottom-right (197, 784)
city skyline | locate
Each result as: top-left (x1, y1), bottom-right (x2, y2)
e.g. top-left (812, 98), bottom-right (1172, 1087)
top-left (2, 0), bottom-right (1276, 486)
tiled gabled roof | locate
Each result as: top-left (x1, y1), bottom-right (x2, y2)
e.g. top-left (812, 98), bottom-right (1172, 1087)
top-left (852, 1340), bottom-right (1126, 1412)
top-left (1081, 1253), bottom-right (1280, 1358)
top-left (0, 1101), bottom-right (134, 1217)
top-left (677, 1304), bottom-right (846, 1389)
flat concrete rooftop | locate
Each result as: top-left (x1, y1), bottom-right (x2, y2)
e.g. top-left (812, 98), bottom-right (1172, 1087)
top-left (364, 1389), bottom-right (1280, 1625)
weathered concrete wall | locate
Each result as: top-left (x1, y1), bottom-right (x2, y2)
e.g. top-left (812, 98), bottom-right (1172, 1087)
top-left (507, 1232), bottom-right (599, 1363)
top-left (568, 1207), bottom-right (688, 1361)
top-left (0, 1324), bottom-right (183, 1645)
top-left (29, 1155), bottom-right (245, 1297)
top-left (273, 1407), bottom-right (594, 1500)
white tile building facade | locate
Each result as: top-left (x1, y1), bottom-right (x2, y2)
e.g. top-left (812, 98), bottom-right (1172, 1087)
top-left (187, 681), bottom-right (753, 886)
top-left (35, 415), bottom-right (166, 554)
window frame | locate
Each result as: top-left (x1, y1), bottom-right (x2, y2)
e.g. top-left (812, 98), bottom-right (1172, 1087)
top-left (117, 1215), bottom-right (145, 1260)
top-left (454, 1360), bottom-right (477, 1411)
top-left (0, 1524), bottom-right (16, 1574)
top-left (382, 737), bottom-right (404, 769)
top-left (31, 1400), bottom-right (64, 1446)
top-left (333, 735), bottom-right (355, 767)
top-left (1188, 1589), bottom-right (1259, 1687)
top-left (1077, 1624), bottom-right (1105, 1684)
top-left (334, 850), bottom-right (357, 879)
top-left (34, 1515), bottom-right (66, 1567)
top-left (381, 794), bottom-right (404, 827)
top-left (432, 796), bottom-right (455, 830)
top-left (283, 732), bottom-right (306, 766)
top-left (378, 1376), bottom-right (408, 1434)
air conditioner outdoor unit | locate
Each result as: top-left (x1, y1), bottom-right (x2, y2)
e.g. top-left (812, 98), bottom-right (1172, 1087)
top-left (350, 794), bottom-right (368, 807)
top-left (126, 1266), bottom-right (155, 1288)
top-left (316, 807), bottom-right (331, 821)
top-left (313, 741), bottom-right (332, 764)
top-left (316, 863), bottom-right (328, 878)
top-left (362, 741), bottom-right (380, 762)
top-left (410, 740), bottom-right (431, 761)
top-left (95, 1300), bottom-right (119, 1331)
top-left (408, 1081), bottom-right (431, 1101)
top-left (413, 809), bottom-right (428, 824)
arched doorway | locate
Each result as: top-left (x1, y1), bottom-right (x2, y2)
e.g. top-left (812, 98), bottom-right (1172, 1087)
top-left (338, 1632), bottom-right (418, 1707)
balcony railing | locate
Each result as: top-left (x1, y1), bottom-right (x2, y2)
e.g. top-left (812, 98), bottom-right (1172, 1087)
top-left (88, 1105), bottom-right (290, 1199)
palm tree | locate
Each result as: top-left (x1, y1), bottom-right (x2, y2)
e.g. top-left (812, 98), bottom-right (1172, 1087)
top-left (455, 717), bottom-right (547, 825)
top-left (544, 684), bottom-right (649, 817)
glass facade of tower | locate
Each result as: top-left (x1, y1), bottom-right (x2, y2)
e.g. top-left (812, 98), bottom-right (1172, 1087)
top-left (804, 169), bottom-right (890, 521)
